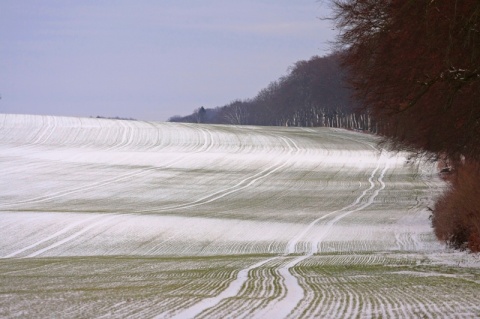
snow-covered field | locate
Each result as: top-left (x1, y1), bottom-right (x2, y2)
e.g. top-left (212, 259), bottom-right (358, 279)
top-left (0, 114), bottom-right (479, 318)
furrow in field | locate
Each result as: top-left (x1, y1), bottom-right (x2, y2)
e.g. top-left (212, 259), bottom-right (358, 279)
top-left (172, 148), bottom-right (389, 318)
top-left (3, 214), bottom-right (103, 258)
top-left (2, 123), bottom-right (302, 218)
top-left (256, 156), bottom-right (389, 318)
top-left (1, 256), bottom-right (272, 318)
top-left (1, 114), bottom-right (199, 154)
top-left (291, 263), bottom-right (360, 318)
top-left (159, 257), bottom-right (278, 319)
top-left (341, 277), bottom-right (361, 319)
top-left (200, 126), bottom-right (215, 153)
top-left (100, 120), bottom-right (130, 151)
top-left (296, 254), bottom-right (480, 318)
top-left (314, 161), bottom-right (389, 254)
top-left (317, 278), bottom-right (344, 318)
top-left (166, 146), bottom-right (388, 318)
top-left (152, 136), bottom-right (303, 317)
top-left (27, 115), bottom-right (54, 145)
top-left (390, 286), bottom-right (434, 318)
top-left (0, 139), bottom-right (203, 209)
top-left (285, 159), bottom-right (382, 255)
top-left (0, 167), bottom-right (157, 208)
top-left (140, 135), bottom-right (299, 214)
top-left (5, 114), bottom-right (474, 318)
top-left (38, 115), bottom-right (58, 145)
top-left (0, 157), bottom-right (68, 177)
top-left (194, 257), bottom-right (290, 319)
top-left (25, 214), bottom-right (121, 257)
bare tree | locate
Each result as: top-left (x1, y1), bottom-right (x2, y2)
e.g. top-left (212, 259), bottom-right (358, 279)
top-left (331, 0), bottom-right (480, 161)
top-left (331, 0), bottom-right (480, 251)
top-left (223, 102), bottom-right (248, 125)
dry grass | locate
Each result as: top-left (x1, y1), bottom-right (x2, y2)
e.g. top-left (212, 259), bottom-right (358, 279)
top-left (433, 160), bottom-right (480, 252)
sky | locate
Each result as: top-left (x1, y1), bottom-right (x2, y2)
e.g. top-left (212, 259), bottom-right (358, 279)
top-left (0, 1), bottom-right (336, 121)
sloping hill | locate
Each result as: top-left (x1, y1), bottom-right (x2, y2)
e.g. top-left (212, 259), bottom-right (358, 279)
top-left (0, 114), bottom-right (478, 318)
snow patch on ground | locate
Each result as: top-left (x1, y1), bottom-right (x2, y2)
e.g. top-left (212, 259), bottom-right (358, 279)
top-left (1, 114), bottom-right (475, 319)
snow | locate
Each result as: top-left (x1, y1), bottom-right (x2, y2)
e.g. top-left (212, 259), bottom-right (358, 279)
top-left (1, 114), bottom-right (478, 318)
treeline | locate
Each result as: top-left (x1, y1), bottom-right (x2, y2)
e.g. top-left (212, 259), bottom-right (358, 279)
top-left (91, 115), bottom-right (137, 121)
top-left (332, 0), bottom-right (480, 251)
top-left (169, 54), bottom-right (376, 132)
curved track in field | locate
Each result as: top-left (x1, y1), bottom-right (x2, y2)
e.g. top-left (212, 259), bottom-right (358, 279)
top-left (1, 114), bottom-right (477, 319)
top-left (169, 148), bottom-right (390, 319)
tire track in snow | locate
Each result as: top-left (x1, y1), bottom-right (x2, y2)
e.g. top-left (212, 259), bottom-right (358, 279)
top-left (301, 163), bottom-right (389, 319)
top-left (284, 160), bottom-right (382, 255)
top-left (159, 257), bottom-right (279, 319)
top-left (23, 115), bottom-right (58, 146)
top-left (3, 214), bottom-right (102, 258)
top-left (24, 214), bottom-right (121, 258)
top-left (26, 116), bottom-right (51, 145)
top-left (0, 167), bottom-right (156, 208)
top-left (101, 119), bottom-right (139, 151)
top-left (1, 117), bottom-right (192, 209)
top-left (155, 132), bottom-right (388, 318)
top-left (12, 131), bottom-right (295, 259)
top-left (0, 153), bottom-right (190, 209)
top-left (199, 126), bottom-right (215, 153)
top-left (199, 258), bottom-right (287, 319)
top-left (101, 120), bottom-right (130, 151)
top-left (9, 118), bottom-right (437, 317)
top-left (162, 151), bottom-right (388, 318)
top-left (139, 136), bottom-right (300, 214)
top-left (155, 136), bottom-right (300, 318)
top-left (0, 119), bottom-right (149, 208)
top-left (313, 161), bottom-right (389, 254)
top-left (1, 118), bottom-right (294, 215)
top-left (3, 129), bottom-right (298, 262)
top-left (0, 121), bottom-right (225, 209)
top-left (257, 158), bottom-right (390, 319)
top-left (0, 159), bottom-right (55, 178)
top-left (179, 123), bottom-right (215, 153)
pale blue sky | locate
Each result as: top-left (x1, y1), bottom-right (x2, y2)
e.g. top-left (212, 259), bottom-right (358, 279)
top-left (0, 1), bottom-right (335, 121)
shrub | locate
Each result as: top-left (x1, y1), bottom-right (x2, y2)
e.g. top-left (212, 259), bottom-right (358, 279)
top-left (433, 161), bottom-right (480, 252)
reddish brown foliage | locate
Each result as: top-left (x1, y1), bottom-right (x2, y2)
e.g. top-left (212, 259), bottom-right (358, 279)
top-left (331, 0), bottom-right (480, 251)
top-left (433, 161), bottom-right (480, 252)
top-left (332, 0), bottom-right (480, 161)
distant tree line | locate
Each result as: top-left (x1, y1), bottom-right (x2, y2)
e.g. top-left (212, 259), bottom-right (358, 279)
top-left (169, 53), bottom-right (376, 132)
top-left (91, 115), bottom-right (137, 121)
top-left (331, 0), bottom-right (480, 251)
